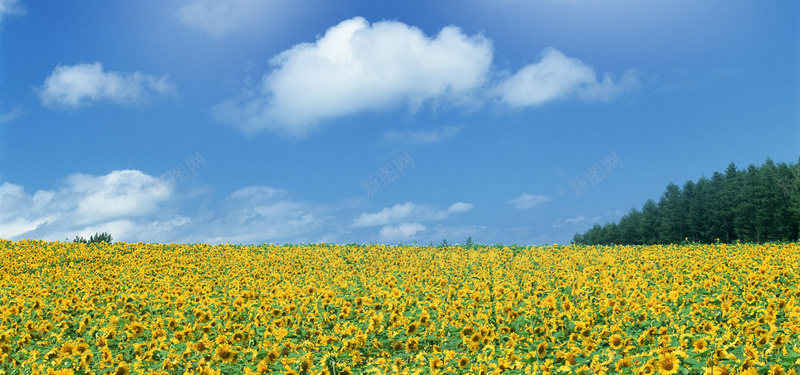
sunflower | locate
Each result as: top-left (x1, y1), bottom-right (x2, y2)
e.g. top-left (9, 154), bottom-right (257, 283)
top-left (113, 364), bottom-right (130, 375)
top-left (406, 337), bottom-right (419, 352)
top-left (704, 365), bottom-right (730, 375)
top-left (767, 365), bottom-right (787, 375)
top-left (756, 334), bottom-right (770, 347)
top-left (469, 333), bottom-right (482, 346)
top-left (81, 350), bottom-right (94, 365)
top-left (461, 327), bottom-right (474, 337)
top-left (609, 334), bottom-right (624, 350)
top-left (256, 359), bottom-right (270, 374)
top-left (193, 337), bottom-right (211, 353)
top-left (429, 357), bottom-right (444, 371)
top-left (299, 357), bottom-right (313, 373)
top-left (198, 366), bottom-right (220, 375)
top-left (536, 341), bottom-right (547, 358)
top-left (215, 343), bottom-right (236, 363)
top-left (772, 334), bottom-right (787, 349)
top-left (101, 347), bottom-right (113, 363)
top-left (638, 363), bottom-right (656, 375)
top-left (457, 356), bottom-right (470, 369)
top-left (127, 322), bottom-right (145, 338)
top-left (615, 358), bottom-right (632, 370)
top-left (656, 353), bottom-right (679, 375)
top-left (692, 338), bottom-right (708, 353)
top-left (406, 322), bottom-right (419, 336)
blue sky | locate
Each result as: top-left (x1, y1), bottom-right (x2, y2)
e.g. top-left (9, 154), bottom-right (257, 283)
top-left (1, 0), bottom-right (798, 245)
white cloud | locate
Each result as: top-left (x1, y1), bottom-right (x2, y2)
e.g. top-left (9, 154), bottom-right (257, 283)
top-left (0, 104), bottom-right (23, 122)
top-left (176, 0), bottom-right (277, 37)
top-left (352, 201), bottom-right (473, 227)
top-left (66, 170), bottom-right (173, 225)
top-left (38, 62), bottom-right (177, 108)
top-left (0, 171), bottom-right (173, 239)
top-left (494, 48), bottom-right (640, 107)
top-left (213, 17), bottom-right (493, 138)
top-left (0, 0), bottom-right (24, 23)
top-left (380, 124), bottom-right (465, 145)
top-left (550, 214), bottom-right (601, 229)
top-left (506, 193), bottom-right (553, 209)
top-left (447, 202), bottom-right (473, 213)
top-left (0, 170), bottom-right (334, 244)
top-left (378, 222), bottom-right (426, 242)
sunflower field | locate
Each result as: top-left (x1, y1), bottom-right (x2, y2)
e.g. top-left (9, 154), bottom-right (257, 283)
top-left (1, 239), bottom-right (799, 375)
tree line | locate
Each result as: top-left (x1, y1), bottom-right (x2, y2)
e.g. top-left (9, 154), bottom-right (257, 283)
top-left (572, 157), bottom-right (800, 245)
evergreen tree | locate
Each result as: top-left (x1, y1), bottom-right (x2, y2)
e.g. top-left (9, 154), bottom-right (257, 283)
top-left (573, 156), bottom-right (800, 244)
top-left (658, 183), bottom-right (687, 243)
top-left (640, 199), bottom-right (660, 245)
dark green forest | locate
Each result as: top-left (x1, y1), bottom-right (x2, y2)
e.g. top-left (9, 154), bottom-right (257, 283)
top-left (572, 157), bottom-right (800, 245)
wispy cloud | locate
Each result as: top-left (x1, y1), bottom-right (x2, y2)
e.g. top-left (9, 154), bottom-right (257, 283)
top-left (550, 214), bottom-right (600, 229)
top-left (493, 48), bottom-right (640, 107)
top-left (176, 0), bottom-right (279, 38)
top-left (352, 201), bottom-right (473, 227)
top-left (506, 193), bottom-right (553, 209)
top-left (378, 222), bottom-right (426, 242)
top-left (38, 62), bottom-right (177, 109)
top-left (0, 104), bottom-right (23, 122)
top-left (380, 124), bottom-right (465, 145)
top-left (0, 0), bottom-right (25, 24)
top-left (0, 169), bottom-right (480, 245)
top-left (213, 17), bottom-right (493, 138)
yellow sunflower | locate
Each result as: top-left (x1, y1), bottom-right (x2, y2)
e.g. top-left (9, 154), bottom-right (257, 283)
top-left (609, 334), bottom-right (624, 350)
top-left (406, 322), bottom-right (419, 336)
top-left (215, 343), bottom-right (236, 363)
top-left (113, 364), bottom-right (130, 375)
top-left (767, 364), bottom-right (787, 375)
top-left (703, 365), bottom-right (730, 375)
top-left (692, 338), bottom-right (708, 353)
top-left (656, 353), bottom-right (679, 375)
top-left (536, 341), bottom-right (547, 358)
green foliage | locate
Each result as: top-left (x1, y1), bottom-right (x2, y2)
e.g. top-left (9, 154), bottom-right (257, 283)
top-left (72, 232), bottom-right (113, 244)
top-left (572, 156), bottom-right (800, 245)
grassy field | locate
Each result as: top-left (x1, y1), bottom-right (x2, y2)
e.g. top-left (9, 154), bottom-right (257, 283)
top-left (1, 240), bottom-right (799, 374)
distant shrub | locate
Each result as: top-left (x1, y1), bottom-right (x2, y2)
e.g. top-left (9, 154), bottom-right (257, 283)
top-left (72, 232), bottom-right (113, 244)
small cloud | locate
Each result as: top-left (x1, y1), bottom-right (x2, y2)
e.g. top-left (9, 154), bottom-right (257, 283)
top-left (550, 214), bottom-right (601, 229)
top-left (176, 0), bottom-right (276, 37)
top-left (447, 202), bottom-right (473, 213)
top-left (380, 124), bottom-right (465, 145)
top-left (0, 104), bottom-right (23, 122)
top-left (378, 222), bottom-right (426, 242)
top-left (494, 48), bottom-right (640, 107)
top-left (213, 17), bottom-right (493, 138)
top-left (352, 201), bottom-right (472, 227)
top-left (38, 62), bottom-right (177, 109)
top-left (0, 0), bottom-right (25, 24)
top-left (506, 193), bottom-right (553, 209)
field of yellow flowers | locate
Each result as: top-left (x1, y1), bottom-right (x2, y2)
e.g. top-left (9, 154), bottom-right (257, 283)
top-left (0, 239), bottom-right (799, 375)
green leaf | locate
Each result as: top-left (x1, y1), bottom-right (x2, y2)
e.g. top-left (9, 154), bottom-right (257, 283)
top-left (684, 357), bottom-right (704, 367)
